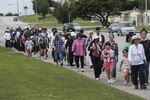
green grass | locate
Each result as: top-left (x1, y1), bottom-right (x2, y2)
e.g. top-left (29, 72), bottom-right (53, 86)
top-left (19, 15), bottom-right (101, 27)
top-left (0, 46), bottom-right (144, 100)
top-left (136, 26), bottom-right (150, 31)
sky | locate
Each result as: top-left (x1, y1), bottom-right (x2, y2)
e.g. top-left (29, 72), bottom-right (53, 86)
top-left (0, 0), bottom-right (60, 16)
top-left (0, 0), bottom-right (34, 15)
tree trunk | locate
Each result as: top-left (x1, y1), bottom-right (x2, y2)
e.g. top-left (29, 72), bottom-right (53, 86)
top-left (97, 14), bottom-right (109, 28)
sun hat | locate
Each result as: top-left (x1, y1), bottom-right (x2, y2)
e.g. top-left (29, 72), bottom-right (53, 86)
top-left (30, 36), bottom-right (34, 39)
top-left (41, 33), bottom-right (45, 36)
top-left (92, 34), bottom-right (99, 41)
top-left (71, 32), bottom-right (76, 37)
top-left (132, 35), bottom-right (141, 41)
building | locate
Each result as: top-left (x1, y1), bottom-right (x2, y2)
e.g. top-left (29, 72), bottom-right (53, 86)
top-left (108, 10), bottom-right (150, 26)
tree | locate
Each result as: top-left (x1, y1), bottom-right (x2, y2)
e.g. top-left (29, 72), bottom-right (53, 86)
top-left (5, 12), bottom-right (14, 16)
top-left (32, 0), bottom-right (49, 18)
top-left (53, 1), bottom-right (73, 23)
top-left (0, 13), bottom-right (4, 16)
top-left (70, 0), bottom-right (136, 27)
top-left (24, 6), bottom-right (28, 15)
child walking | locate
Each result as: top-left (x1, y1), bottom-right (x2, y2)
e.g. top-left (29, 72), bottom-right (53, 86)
top-left (25, 37), bottom-right (33, 58)
top-left (120, 49), bottom-right (130, 86)
top-left (101, 42), bottom-right (114, 84)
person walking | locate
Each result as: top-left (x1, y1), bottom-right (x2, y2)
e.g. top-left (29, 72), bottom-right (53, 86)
top-left (53, 33), bottom-right (64, 66)
top-left (25, 37), bottom-right (33, 58)
top-left (140, 28), bottom-right (150, 85)
top-left (120, 49), bottom-right (131, 86)
top-left (4, 29), bottom-right (11, 48)
top-left (107, 34), bottom-right (118, 81)
top-left (128, 35), bottom-right (147, 89)
top-left (101, 42), bottom-right (114, 84)
top-left (124, 34), bottom-right (133, 50)
top-left (65, 32), bottom-right (76, 67)
top-left (86, 31), bottom-right (94, 68)
top-left (72, 34), bottom-right (86, 72)
top-left (88, 34), bottom-right (102, 80)
top-left (39, 33), bottom-right (47, 59)
top-left (95, 27), bottom-right (105, 46)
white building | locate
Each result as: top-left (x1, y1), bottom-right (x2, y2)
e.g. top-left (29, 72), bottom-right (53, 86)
top-left (108, 10), bottom-right (150, 26)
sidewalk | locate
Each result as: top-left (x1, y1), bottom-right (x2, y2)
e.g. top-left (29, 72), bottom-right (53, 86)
top-left (26, 50), bottom-right (150, 100)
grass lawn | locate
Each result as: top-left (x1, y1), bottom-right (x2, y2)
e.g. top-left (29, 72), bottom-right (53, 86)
top-left (136, 26), bottom-right (150, 31)
top-left (0, 46), bottom-right (144, 100)
top-left (19, 15), bottom-right (101, 27)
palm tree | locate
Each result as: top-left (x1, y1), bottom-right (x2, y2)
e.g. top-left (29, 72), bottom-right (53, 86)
top-left (24, 6), bottom-right (28, 15)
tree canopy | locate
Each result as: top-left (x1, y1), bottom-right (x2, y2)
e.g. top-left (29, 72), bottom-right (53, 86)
top-left (32, 0), bottom-right (49, 18)
top-left (70, 0), bottom-right (139, 27)
top-left (53, 1), bottom-right (73, 23)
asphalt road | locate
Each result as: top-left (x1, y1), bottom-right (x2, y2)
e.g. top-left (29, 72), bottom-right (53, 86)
top-left (0, 16), bottom-right (150, 100)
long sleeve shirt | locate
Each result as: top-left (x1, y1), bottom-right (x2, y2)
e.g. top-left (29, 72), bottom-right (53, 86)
top-left (140, 39), bottom-right (150, 61)
top-left (128, 44), bottom-right (146, 65)
top-left (4, 32), bottom-right (11, 40)
top-left (72, 39), bottom-right (86, 56)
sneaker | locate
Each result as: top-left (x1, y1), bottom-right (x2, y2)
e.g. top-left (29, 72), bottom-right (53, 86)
top-left (124, 81), bottom-right (127, 85)
top-left (81, 69), bottom-right (84, 72)
top-left (96, 78), bottom-right (99, 81)
top-left (135, 85), bottom-right (139, 89)
top-left (60, 63), bottom-right (63, 66)
top-left (77, 68), bottom-right (79, 72)
top-left (140, 85), bottom-right (147, 90)
top-left (127, 83), bottom-right (130, 86)
top-left (90, 65), bottom-right (94, 68)
top-left (110, 79), bottom-right (114, 84)
top-left (145, 83), bottom-right (148, 86)
top-left (108, 80), bottom-right (111, 84)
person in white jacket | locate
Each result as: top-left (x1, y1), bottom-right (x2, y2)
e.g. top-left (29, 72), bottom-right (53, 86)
top-left (4, 30), bottom-right (11, 48)
top-left (128, 35), bottom-right (147, 89)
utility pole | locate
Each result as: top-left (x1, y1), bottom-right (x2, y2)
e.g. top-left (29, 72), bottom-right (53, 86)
top-left (145, 0), bottom-right (148, 26)
top-left (35, 0), bottom-right (38, 23)
top-left (17, 0), bottom-right (19, 16)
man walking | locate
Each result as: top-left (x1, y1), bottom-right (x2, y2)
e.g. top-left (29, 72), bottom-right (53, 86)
top-left (140, 28), bottom-right (150, 85)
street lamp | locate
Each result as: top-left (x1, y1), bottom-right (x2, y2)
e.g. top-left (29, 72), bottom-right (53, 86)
top-left (34, 0), bottom-right (38, 23)
top-left (9, 0), bottom-right (19, 16)
top-left (17, 0), bottom-right (19, 16)
top-left (145, 0), bottom-right (148, 26)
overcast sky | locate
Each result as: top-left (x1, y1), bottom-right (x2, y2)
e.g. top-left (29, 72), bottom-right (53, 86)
top-left (0, 0), bottom-right (59, 16)
top-left (0, 0), bottom-right (35, 15)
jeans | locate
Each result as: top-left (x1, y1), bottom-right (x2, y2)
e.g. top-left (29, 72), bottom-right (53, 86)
top-left (54, 52), bottom-right (63, 63)
top-left (131, 64), bottom-right (145, 85)
top-left (75, 56), bottom-right (84, 68)
top-left (143, 62), bottom-right (149, 83)
top-left (91, 56), bottom-right (102, 78)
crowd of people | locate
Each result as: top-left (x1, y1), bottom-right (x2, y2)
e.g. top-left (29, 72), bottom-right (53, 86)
top-left (3, 26), bottom-right (149, 89)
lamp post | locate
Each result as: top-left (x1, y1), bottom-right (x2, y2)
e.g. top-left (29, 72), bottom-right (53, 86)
top-left (9, 0), bottom-right (19, 16)
top-left (17, 0), bottom-right (19, 16)
top-left (35, 0), bottom-right (38, 23)
top-left (145, 0), bottom-right (148, 26)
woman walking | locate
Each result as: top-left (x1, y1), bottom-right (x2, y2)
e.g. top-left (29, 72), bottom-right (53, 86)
top-left (88, 34), bottom-right (102, 80)
top-left (124, 34), bottom-right (132, 50)
top-left (72, 34), bottom-right (86, 72)
top-left (128, 35), bottom-right (147, 89)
